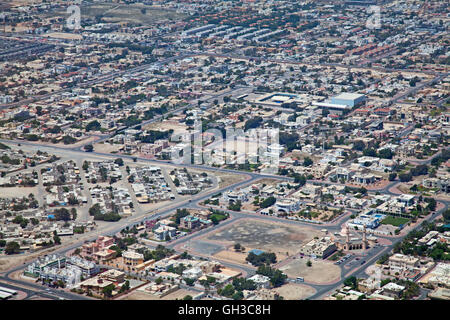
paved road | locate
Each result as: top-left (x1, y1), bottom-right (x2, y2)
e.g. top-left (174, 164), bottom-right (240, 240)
top-left (0, 278), bottom-right (93, 300)
top-left (1, 139), bottom-right (447, 299)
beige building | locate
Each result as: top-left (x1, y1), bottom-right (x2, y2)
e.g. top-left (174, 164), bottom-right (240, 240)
top-left (299, 237), bottom-right (337, 259)
top-left (122, 250), bottom-right (144, 270)
top-left (388, 254), bottom-right (419, 272)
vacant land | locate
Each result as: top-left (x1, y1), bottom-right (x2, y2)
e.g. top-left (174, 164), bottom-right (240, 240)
top-left (44, 33), bottom-right (83, 40)
top-left (381, 216), bottom-right (409, 227)
top-left (272, 283), bottom-right (316, 300)
top-left (92, 142), bottom-right (122, 154)
top-left (120, 288), bottom-right (194, 300)
top-left (206, 218), bottom-right (322, 258)
top-left (214, 171), bottom-right (249, 189)
top-left (279, 258), bottom-right (341, 285)
top-left (0, 186), bottom-right (40, 198)
top-left (144, 120), bottom-right (187, 132)
top-left (213, 249), bottom-right (249, 265)
top-left (49, 3), bottom-right (186, 26)
top-left (0, 244), bottom-right (58, 272)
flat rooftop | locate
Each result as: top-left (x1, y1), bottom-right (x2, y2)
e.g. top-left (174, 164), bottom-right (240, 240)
top-left (332, 93), bottom-right (365, 100)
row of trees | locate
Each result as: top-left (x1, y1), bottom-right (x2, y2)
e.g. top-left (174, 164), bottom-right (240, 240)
top-left (246, 252), bottom-right (277, 267)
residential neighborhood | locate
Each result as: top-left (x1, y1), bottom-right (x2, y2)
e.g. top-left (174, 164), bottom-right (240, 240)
top-left (0, 0), bottom-right (448, 311)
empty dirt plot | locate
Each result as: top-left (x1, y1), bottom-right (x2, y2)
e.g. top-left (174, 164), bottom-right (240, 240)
top-left (120, 288), bottom-right (194, 300)
top-left (279, 258), bottom-right (341, 285)
top-left (92, 142), bottom-right (122, 154)
top-left (0, 186), bottom-right (39, 198)
top-left (213, 249), bottom-right (249, 265)
top-left (214, 171), bottom-right (249, 189)
top-left (144, 121), bottom-right (187, 132)
top-left (272, 283), bottom-right (316, 300)
top-left (206, 218), bottom-right (322, 258)
top-left (48, 3), bottom-right (186, 25)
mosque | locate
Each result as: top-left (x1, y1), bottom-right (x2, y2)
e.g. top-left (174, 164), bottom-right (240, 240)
top-left (334, 223), bottom-right (377, 252)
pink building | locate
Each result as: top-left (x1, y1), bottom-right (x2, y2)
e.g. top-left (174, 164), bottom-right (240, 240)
top-left (82, 236), bottom-right (114, 255)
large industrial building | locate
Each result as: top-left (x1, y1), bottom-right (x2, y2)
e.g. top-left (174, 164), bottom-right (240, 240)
top-left (312, 93), bottom-right (366, 115)
top-left (330, 93), bottom-right (366, 107)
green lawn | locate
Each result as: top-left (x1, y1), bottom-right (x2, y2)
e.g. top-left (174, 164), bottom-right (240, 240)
top-left (329, 250), bottom-right (344, 261)
top-left (210, 213), bottom-right (228, 222)
top-left (381, 216), bottom-right (410, 227)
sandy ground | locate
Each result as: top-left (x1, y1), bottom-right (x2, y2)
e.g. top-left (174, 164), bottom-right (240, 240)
top-left (0, 245), bottom-right (59, 272)
top-left (9, 289), bottom-right (28, 300)
top-left (24, 136), bottom-right (98, 149)
top-left (0, 186), bottom-right (39, 198)
top-left (144, 121), bottom-right (187, 132)
top-left (138, 199), bottom-right (173, 213)
top-left (43, 33), bottom-right (83, 40)
top-left (27, 296), bottom-right (52, 300)
top-left (205, 218), bottom-right (322, 258)
top-left (345, 179), bottom-right (391, 191)
top-left (241, 203), bottom-right (259, 212)
top-left (278, 258), bottom-right (341, 285)
top-left (272, 283), bottom-right (316, 300)
top-left (213, 249), bottom-right (249, 265)
top-left (214, 171), bottom-right (249, 189)
top-left (252, 178), bottom-right (280, 186)
top-left (92, 142), bottom-right (122, 154)
top-left (119, 288), bottom-right (194, 300)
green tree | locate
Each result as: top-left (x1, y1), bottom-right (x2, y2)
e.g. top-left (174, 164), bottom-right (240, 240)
top-left (119, 280), bottom-right (130, 293)
top-left (85, 120), bottom-right (101, 132)
top-left (53, 234), bottom-right (61, 245)
top-left (84, 144), bottom-right (94, 152)
top-left (232, 291), bottom-right (244, 300)
top-left (343, 276), bottom-right (358, 290)
top-left (303, 157), bottom-right (313, 167)
top-left (102, 284), bottom-right (115, 298)
top-left (5, 241), bottom-right (20, 255)
top-left (220, 284), bottom-right (235, 297)
top-left (260, 197), bottom-right (276, 209)
top-left (184, 278), bottom-right (195, 286)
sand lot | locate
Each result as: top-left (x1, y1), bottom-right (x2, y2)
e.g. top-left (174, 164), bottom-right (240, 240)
top-left (120, 288), bottom-right (194, 300)
top-left (213, 249), bottom-right (249, 265)
top-left (214, 171), bottom-right (249, 189)
top-left (45, 3), bottom-right (186, 26)
top-left (279, 258), bottom-right (341, 285)
top-left (272, 283), bottom-right (316, 300)
top-left (144, 121), bottom-right (187, 132)
top-left (44, 33), bottom-right (83, 40)
top-left (206, 219), bottom-right (322, 258)
top-left (138, 199), bottom-right (173, 213)
top-left (27, 136), bottom-right (98, 150)
top-left (0, 245), bottom-right (58, 272)
top-left (92, 142), bottom-right (122, 154)
top-left (0, 186), bottom-right (39, 198)
top-left (207, 138), bottom-right (261, 156)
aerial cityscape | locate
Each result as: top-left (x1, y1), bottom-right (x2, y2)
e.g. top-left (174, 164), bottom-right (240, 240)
top-left (0, 0), bottom-right (448, 306)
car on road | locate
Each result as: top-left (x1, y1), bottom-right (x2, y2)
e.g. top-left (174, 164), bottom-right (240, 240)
top-left (361, 260), bottom-right (366, 265)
